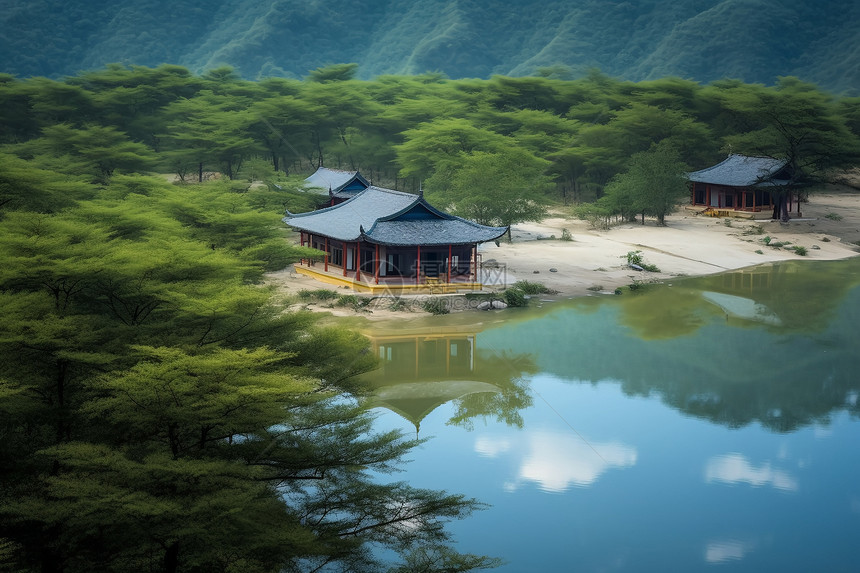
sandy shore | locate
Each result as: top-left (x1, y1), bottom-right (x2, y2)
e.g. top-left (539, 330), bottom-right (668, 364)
top-left (266, 190), bottom-right (860, 318)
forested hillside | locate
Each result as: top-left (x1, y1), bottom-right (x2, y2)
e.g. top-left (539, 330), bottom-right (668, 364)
top-left (2, 0), bottom-right (860, 93)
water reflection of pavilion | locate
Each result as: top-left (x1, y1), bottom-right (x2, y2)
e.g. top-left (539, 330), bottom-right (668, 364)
top-left (360, 328), bottom-right (535, 431)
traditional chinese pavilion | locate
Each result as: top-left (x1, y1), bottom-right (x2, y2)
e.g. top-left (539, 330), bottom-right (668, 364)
top-left (688, 154), bottom-right (796, 216)
top-left (302, 166), bottom-right (370, 207)
top-left (284, 184), bottom-right (508, 293)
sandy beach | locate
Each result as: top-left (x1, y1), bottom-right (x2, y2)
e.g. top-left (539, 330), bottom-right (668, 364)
top-left (266, 189), bottom-right (860, 317)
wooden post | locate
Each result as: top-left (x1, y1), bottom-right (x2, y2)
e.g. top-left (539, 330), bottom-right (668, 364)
top-left (374, 244), bottom-right (380, 285)
top-left (416, 245), bottom-right (421, 285)
top-left (447, 244), bottom-right (452, 284)
top-left (343, 244), bottom-right (347, 278)
top-left (300, 232), bottom-right (305, 266)
top-left (471, 246), bottom-right (475, 282)
top-left (324, 237), bottom-right (329, 271)
top-left (356, 242), bottom-right (361, 282)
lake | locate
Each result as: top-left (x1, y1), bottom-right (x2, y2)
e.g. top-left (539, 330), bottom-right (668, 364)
top-left (360, 258), bottom-right (860, 572)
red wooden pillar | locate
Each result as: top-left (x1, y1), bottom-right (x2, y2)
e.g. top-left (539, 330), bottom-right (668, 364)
top-left (470, 246), bottom-right (476, 282)
top-left (299, 232), bottom-right (305, 266)
top-left (374, 244), bottom-right (380, 285)
top-left (356, 242), bottom-right (361, 282)
top-left (324, 237), bottom-right (329, 271)
top-left (447, 244), bottom-right (452, 284)
top-left (416, 245), bottom-right (421, 285)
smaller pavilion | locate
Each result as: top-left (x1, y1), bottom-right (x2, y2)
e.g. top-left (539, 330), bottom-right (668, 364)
top-left (688, 154), bottom-right (796, 216)
top-left (302, 166), bottom-right (370, 207)
top-left (284, 185), bottom-right (508, 294)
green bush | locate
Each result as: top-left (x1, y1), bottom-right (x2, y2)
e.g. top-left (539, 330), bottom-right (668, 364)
top-left (792, 246), bottom-right (808, 256)
top-left (503, 288), bottom-right (528, 307)
top-left (560, 228), bottom-right (573, 241)
top-left (298, 289), bottom-right (339, 301)
top-left (825, 213), bottom-right (843, 221)
top-left (511, 280), bottom-right (558, 295)
top-left (422, 298), bottom-right (450, 315)
top-left (335, 294), bottom-right (359, 307)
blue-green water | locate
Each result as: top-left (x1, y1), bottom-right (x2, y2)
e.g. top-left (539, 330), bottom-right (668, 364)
top-left (361, 259), bottom-right (860, 572)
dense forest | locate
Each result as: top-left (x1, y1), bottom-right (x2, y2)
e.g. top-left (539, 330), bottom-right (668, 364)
top-left (2, 63), bottom-right (860, 571)
top-left (3, 0), bottom-right (860, 93)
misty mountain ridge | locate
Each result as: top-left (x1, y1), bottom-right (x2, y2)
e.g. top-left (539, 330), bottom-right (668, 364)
top-left (3, 0), bottom-right (859, 93)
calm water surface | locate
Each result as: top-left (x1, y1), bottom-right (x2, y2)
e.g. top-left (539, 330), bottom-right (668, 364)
top-left (360, 259), bottom-right (860, 572)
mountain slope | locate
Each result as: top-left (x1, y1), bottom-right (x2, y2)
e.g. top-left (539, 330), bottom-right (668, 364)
top-left (2, 0), bottom-right (858, 92)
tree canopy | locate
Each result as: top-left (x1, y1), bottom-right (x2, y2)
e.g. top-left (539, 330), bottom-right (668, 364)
top-left (0, 151), bottom-right (498, 571)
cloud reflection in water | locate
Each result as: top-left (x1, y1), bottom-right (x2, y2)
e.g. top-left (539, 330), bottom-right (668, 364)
top-left (705, 453), bottom-right (798, 492)
top-left (475, 430), bottom-right (637, 492)
top-left (705, 539), bottom-right (755, 563)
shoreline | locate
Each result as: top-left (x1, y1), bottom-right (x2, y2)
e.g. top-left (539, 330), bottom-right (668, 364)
top-left (265, 191), bottom-right (860, 320)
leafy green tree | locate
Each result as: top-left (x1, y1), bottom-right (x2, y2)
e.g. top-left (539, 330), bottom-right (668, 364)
top-left (395, 119), bottom-right (510, 182)
top-left (163, 91), bottom-right (262, 180)
top-left (602, 142), bottom-right (689, 226)
top-left (0, 162), bottom-right (496, 572)
top-left (429, 148), bottom-right (551, 239)
top-left (307, 63), bottom-right (360, 83)
top-left (23, 124), bottom-right (156, 184)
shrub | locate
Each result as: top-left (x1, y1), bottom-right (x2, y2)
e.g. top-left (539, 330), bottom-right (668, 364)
top-left (762, 236), bottom-right (772, 245)
top-left (623, 250), bottom-right (660, 272)
top-left (625, 250), bottom-right (644, 265)
top-left (422, 298), bottom-right (450, 315)
top-left (586, 285), bottom-right (603, 291)
top-left (792, 246), bottom-right (808, 256)
top-left (825, 213), bottom-right (843, 221)
top-left (511, 280), bottom-right (558, 295)
top-left (755, 249), bottom-right (764, 254)
top-left (503, 288), bottom-right (528, 307)
top-left (298, 289), bottom-right (339, 301)
top-left (560, 228), bottom-right (573, 241)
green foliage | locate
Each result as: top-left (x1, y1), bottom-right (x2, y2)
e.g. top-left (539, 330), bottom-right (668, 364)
top-left (624, 250), bottom-right (660, 272)
top-left (511, 280), bottom-right (558, 295)
top-left (298, 288), bottom-right (339, 301)
top-left (0, 151), bottom-right (491, 571)
top-left (427, 148), bottom-right (551, 234)
top-left (825, 212), bottom-right (843, 221)
top-left (502, 288), bottom-right (528, 307)
top-left (791, 245), bottom-right (808, 256)
top-left (601, 141), bottom-right (689, 226)
top-left (422, 297), bottom-right (450, 315)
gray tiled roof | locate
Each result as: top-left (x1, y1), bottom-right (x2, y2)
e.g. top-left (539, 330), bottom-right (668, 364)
top-left (285, 187), bottom-right (416, 241)
top-left (284, 186), bottom-right (508, 245)
top-left (688, 154), bottom-right (790, 187)
top-left (365, 218), bottom-right (507, 246)
top-left (302, 167), bottom-right (369, 195)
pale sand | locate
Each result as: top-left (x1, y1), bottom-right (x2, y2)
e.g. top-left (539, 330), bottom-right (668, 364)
top-left (266, 191), bottom-right (860, 318)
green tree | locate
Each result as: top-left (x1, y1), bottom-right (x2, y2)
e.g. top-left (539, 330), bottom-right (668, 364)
top-left (24, 124), bottom-right (156, 184)
top-left (430, 149), bottom-right (551, 240)
top-left (0, 166), bottom-right (496, 572)
top-left (602, 142), bottom-right (689, 226)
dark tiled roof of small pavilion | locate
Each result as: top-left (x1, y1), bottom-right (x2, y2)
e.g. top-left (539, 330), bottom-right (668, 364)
top-left (688, 154), bottom-right (791, 187)
top-left (302, 167), bottom-right (369, 198)
top-left (283, 187), bottom-right (508, 246)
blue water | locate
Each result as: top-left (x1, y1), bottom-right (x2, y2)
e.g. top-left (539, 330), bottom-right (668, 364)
top-left (363, 261), bottom-right (860, 572)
